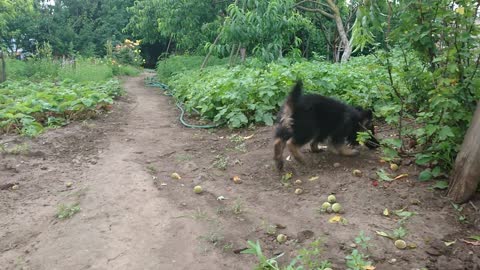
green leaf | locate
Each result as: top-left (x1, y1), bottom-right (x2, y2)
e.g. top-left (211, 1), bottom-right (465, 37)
top-left (415, 154), bottom-right (433, 165)
top-left (468, 235), bottom-right (480, 241)
top-left (431, 180), bottom-right (448, 190)
top-left (418, 169), bottom-right (433, 181)
top-left (431, 166), bottom-right (442, 177)
top-left (376, 169), bottom-right (393, 181)
top-left (438, 126), bottom-right (454, 140)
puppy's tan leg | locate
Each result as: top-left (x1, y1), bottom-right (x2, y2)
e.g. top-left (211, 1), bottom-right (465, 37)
top-left (287, 138), bottom-right (305, 164)
top-left (333, 144), bottom-right (359, 156)
top-left (274, 138), bottom-right (286, 170)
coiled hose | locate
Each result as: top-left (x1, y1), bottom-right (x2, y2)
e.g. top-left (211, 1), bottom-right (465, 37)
top-left (145, 77), bottom-right (224, 129)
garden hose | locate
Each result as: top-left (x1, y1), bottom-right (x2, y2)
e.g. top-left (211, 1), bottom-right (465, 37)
top-left (144, 77), bottom-right (224, 129)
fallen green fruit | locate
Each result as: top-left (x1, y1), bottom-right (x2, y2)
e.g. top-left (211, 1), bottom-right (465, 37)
top-left (276, 234), bottom-right (287, 243)
top-left (193, 185), bottom-right (203, 194)
top-left (332, 203), bottom-right (342, 213)
top-left (321, 202), bottom-right (331, 210)
top-left (327, 195), bottom-right (336, 203)
top-left (395, 239), bottom-right (407, 249)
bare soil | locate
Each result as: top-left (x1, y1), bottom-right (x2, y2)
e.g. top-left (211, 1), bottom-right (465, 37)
top-left (1, 73), bottom-right (479, 270)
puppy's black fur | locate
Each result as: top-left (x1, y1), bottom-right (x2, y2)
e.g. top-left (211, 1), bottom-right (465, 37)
top-left (274, 80), bottom-right (379, 170)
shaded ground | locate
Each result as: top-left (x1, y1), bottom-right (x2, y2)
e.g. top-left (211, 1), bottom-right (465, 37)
top-left (1, 73), bottom-right (479, 270)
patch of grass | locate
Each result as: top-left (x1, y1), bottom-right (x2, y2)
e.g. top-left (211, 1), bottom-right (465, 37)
top-left (56, 203), bottom-right (81, 219)
top-left (231, 199), bottom-right (244, 215)
top-left (0, 143), bottom-right (30, 155)
top-left (213, 154), bottom-right (229, 170)
top-left (175, 153), bottom-right (193, 162)
top-left (243, 238), bottom-right (333, 270)
top-left (191, 207), bottom-right (209, 220)
top-left (200, 230), bottom-right (225, 247)
top-left (146, 165), bottom-right (158, 175)
top-left (59, 59), bottom-right (113, 82)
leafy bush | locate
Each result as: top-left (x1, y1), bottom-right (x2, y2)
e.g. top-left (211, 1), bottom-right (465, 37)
top-left (166, 56), bottom-right (388, 128)
top-left (0, 79), bottom-right (122, 136)
top-left (161, 52), bottom-right (479, 172)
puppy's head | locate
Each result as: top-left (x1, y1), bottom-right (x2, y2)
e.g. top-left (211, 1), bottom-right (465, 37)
top-left (356, 107), bottom-right (380, 149)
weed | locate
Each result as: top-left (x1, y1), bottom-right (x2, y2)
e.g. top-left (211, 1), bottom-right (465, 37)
top-left (201, 230), bottom-right (224, 247)
top-left (175, 153), bottom-right (193, 162)
top-left (213, 154), bottom-right (229, 170)
top-left (281, 172), bottom-right (293, 186)
top-left (392, 227), bottom-right (407, 239)
top-left (234, 143), bottom-right (247, 153)
top-left (346, 232), bottom-right (373, 270)
top-left (191, 207), bottom-right (209, 220)
top-left (216, 206), bottom-right (227, 216)
top-left (354, 231), bottom-right (371, 250)
top-left (296, 239), bottom-right (332, 270)
top-left (0, 143), bottom-right (29, 155)
top-left (241, 240), bottom-right (283, 270)
top-left (231, 199), bottom-right (244, 215)
top-left (56, 203), bottom-right (81, 219)
top-left (451, 203), bottom-right (468, 224)
top-left (345, 249), bottom-right (372, 270)
top-left (228, 134), bottom-right (245, 144)
top-left (146, 165), bottom-right (157, 174)
top-left (222, 242), bottom-right (234, 252)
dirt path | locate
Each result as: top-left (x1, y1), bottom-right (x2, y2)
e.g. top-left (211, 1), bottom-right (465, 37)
top-left (1, 73), bottom-right (479, 270)
top-left (1, 74), bottom-right (246, 269)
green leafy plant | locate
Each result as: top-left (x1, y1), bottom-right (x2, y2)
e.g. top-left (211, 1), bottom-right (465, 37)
top-left (346, 232), bottom-right (373, 270)
top-left (56, 203), bottom-right (81, 219)
top-left (296, 239), bottom-right (332, 270)
top-left (0, 79), bottom-right (122, 136)
top-left (354, 231), bottom-right (371, 250)
top-left (241, 240), bottom-right (283, 270)
top-left (451, 203), bottom-right (468, 224)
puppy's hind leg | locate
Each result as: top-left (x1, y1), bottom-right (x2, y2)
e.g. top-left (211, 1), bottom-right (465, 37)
top-left (287, 138), bottom-right (306, 164)
top-left (274, 138), bottom-right (287, 170)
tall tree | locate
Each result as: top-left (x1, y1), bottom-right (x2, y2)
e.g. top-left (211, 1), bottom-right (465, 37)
top-left (296, 0), bottom-right (358, 62)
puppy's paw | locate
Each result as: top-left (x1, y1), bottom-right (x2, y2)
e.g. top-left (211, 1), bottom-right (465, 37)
top-left (335, 145), bottom-right (359, 156)
top-left (275, 159), bottom-right (284, 171)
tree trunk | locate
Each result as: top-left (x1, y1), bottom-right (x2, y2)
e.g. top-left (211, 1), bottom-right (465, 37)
top-left (0, 51), bottom-right (6, 83)
top-left (327, 0), bottom-right (352, 63)
top-left (201, 30), bottom-right (223, 70)
top-left (447, 102), bottom-right (480, 203)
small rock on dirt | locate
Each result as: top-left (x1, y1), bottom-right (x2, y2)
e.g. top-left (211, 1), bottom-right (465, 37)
top-left (333, 162), bottom-right (340, 168)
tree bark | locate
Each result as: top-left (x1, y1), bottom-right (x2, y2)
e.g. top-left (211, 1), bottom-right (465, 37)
top-left (0, 51), bottom-right (6, 83)
top-left (326, 0), bottom-right (352, 63)
top-left (201, 29), bottom-right (223, 70)
top-left (447, 102), bottom-right (480, 203)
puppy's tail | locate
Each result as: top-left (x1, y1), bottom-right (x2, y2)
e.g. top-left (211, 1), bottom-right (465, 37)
top-left (286, 79), bottom-right (303, 108)
top-left (278, 80), bottom-right (303, 132)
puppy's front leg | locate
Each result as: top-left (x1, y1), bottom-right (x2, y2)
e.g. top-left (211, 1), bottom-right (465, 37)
top-left (274, 138), bottom-right (286, 170)
top-left (287, 138), bottom-right (306, 164)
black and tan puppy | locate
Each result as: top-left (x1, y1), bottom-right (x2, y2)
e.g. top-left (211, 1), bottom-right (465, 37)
top-left (274, 80), bottom-right (379, 170)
